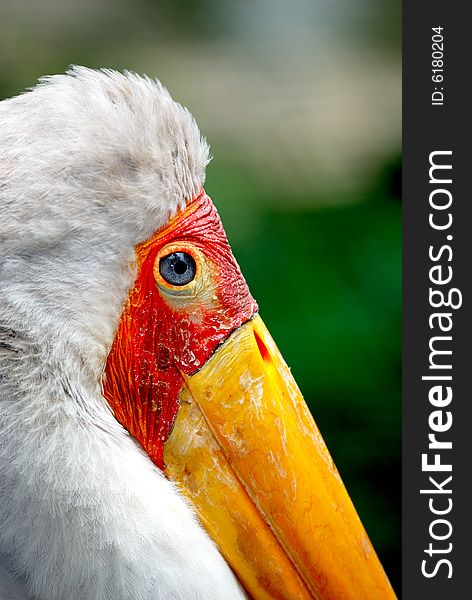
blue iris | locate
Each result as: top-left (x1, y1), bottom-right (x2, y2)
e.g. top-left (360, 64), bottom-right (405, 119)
top-left (159, 252), bottom-right (196, 286)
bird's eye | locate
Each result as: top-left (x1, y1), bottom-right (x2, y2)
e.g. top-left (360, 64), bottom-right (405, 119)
top-left (159, 252), bottom-right (196, 286)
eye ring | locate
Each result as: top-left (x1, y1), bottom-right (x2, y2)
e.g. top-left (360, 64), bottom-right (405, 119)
top-left (159, 252), bottom-right (196, 286)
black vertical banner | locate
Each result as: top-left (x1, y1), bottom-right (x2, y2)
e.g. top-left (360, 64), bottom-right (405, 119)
top-left (404, 3), bottom-right (471, 599)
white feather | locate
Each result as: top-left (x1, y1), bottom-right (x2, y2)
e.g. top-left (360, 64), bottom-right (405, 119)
top-left (0, 68), bottom-right (245, 600)
top-left (0, 560), bottom-right (29, 599)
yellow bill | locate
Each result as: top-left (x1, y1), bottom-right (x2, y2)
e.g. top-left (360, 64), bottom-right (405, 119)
top-left (164, 315), bottom-right (396, 599)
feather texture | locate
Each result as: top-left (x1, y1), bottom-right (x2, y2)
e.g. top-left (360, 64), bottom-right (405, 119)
top-left (0, 68), bottom-right (245, 600)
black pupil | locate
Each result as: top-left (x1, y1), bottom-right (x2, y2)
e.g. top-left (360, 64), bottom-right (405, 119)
top-left (159, 252), bottom-right (196, 286)
top-left (174, 259), bottom-right (188, 275)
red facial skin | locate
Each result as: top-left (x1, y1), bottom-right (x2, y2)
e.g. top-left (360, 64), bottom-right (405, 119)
top-left (103, 191), bottom-right (258, 469)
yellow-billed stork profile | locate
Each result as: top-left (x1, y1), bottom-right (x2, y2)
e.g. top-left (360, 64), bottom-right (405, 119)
top-left (0, 67), bottom-right (395, 600)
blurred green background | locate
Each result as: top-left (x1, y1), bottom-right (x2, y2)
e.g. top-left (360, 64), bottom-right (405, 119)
top-left (1, 0), bottom-right (401, 594)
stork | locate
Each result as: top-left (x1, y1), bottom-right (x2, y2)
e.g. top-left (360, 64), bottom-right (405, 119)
top-left (0, 68), bottom-right (395, 600)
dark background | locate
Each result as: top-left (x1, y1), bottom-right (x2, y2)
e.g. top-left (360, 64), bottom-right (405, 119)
top-left (1, 0), bottom-right (401, 593)
top-left (403, 4), bottom-right (470, 598)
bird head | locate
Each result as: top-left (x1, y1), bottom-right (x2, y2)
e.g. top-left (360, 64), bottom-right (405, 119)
top-left (0, 68), bottom-right (395, 599)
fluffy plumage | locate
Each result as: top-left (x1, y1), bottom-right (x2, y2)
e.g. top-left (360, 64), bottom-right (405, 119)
top-left (0, 67), bottom-right (245, 600)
